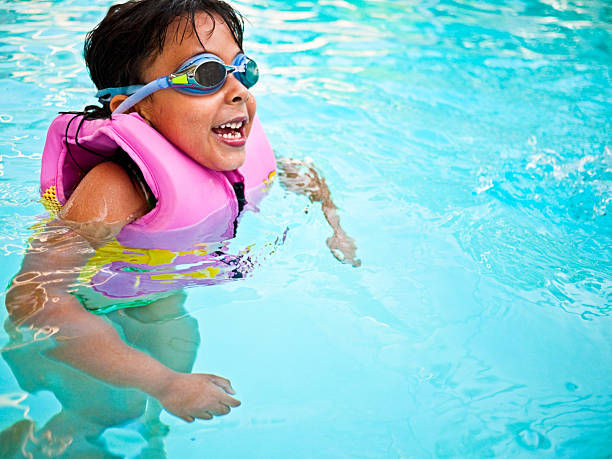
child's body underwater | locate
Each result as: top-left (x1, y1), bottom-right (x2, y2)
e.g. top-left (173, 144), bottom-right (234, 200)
top-left (3, 0), bottom-right (360, 439)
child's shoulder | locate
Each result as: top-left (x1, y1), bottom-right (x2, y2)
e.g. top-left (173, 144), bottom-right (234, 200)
top-left (60, 161), bottom-right (148, 227)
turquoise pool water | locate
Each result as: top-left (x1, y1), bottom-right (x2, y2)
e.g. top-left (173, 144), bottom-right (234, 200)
top-left (0, 0), bottom-right (611, 457)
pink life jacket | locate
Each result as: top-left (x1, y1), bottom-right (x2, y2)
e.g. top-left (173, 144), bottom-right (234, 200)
top-left (40, 112), bottom-right (276, 250)
top-left (38, 112), bottom-right (276, 307)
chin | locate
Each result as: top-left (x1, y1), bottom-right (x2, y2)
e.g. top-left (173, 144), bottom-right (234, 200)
top-left (207, 150), bottom-right (246, 171)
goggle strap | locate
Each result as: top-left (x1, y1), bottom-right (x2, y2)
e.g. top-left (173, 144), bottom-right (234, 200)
top-left (114, 77), bottom-right (171, 114)
top-left (96, 85), bottom-right (144, 104)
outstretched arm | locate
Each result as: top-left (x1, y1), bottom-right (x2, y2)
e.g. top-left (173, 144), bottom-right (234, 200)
top-left (277, 157), bottom-right (361, 267)
top-left (5, 162), bottom-right (239, 422)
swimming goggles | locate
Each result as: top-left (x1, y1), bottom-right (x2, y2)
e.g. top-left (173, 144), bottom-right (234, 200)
top-left (96, 53), bottom-right (259, 114)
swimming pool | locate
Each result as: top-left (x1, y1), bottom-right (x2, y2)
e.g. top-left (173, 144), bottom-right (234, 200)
top-left (0, 0), bottom-right (610, 457)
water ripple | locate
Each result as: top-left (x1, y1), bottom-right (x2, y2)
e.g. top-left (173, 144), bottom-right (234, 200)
top-left (0, 0), bottom-right (610, 456)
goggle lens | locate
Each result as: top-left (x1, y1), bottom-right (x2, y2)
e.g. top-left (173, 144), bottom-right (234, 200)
top-left (174, 53), bottom-right (259, 94)
top-left (194, 61), bottom-right (227, 88)
top-left (240, 59), bottom-right (259, 88)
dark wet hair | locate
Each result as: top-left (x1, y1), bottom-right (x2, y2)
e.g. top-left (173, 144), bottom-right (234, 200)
top-left (81, 0), bottom-right (244, 118)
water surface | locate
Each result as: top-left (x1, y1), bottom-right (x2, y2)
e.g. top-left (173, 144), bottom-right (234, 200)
top-left (0, 0), bottom-right (610, 457)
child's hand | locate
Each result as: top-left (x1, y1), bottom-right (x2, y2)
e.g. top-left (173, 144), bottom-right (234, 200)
top-left (327, 231), bottom-right (361, 267)
top-left (155, 373), bottom-right (241, 422)
top-left (278, 157), bottom-right (361, 267)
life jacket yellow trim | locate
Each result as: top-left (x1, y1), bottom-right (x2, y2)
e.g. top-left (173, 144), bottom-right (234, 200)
top-left (41, 186), bottom-right (62, 214)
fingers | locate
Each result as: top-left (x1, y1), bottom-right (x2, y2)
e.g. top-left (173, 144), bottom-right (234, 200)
top-left (221, 393), bottom-right (241, 407)
top-left (206, 374), bottom-right (241, 410)
top-left (163, 373), bottom-right (243, 424)
top-left (212, 382), bottom-right (241, 408)
top-left (190, 403), bottom-right (231, 421)
top-left (330, 247), bottom-right (345, 263)
top-left (326, 236), bottom-right (361, 267)
top-left (207, 374), bottom-right (236, 395)
top-left (201, 402), bottom-right (232, 418)
top-left (182, 406), bottom-right (223, 422)
top-left (214, 403), bottom-right (231, 416)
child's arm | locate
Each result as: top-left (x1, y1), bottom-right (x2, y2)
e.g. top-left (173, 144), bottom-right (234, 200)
top-left (5, 161), bottom-right (239, 422)
top-left (277, 157), bottom-right (361, 267)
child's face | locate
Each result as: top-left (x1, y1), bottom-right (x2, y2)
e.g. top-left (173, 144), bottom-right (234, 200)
top-left (134, 13), bottom-right (256, 171)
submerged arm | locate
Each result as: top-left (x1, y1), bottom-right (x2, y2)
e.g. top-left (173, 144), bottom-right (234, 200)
top-left (5, 162), bottom-right (239, 422)
top-left (277, 157), bottom-right (361, 267)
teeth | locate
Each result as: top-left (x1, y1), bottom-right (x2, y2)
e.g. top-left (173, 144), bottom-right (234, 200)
top-left (221, 132), bottom-right (243, 139)
top-left (216, 120), bottom-right (244, 130)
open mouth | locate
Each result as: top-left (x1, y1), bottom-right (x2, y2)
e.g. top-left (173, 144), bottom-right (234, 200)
top-left (212, 117), bottom-right (248, 146)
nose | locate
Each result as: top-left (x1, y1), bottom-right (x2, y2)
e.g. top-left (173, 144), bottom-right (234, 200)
top-left (224, 74), bottom-right (249, 104)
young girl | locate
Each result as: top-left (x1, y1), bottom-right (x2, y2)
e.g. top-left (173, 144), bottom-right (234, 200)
top-left (5, 0), bottom-right (358, 432)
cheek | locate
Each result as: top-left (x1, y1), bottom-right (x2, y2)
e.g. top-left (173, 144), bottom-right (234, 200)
top-left (138, 93), bottom-right (234, 162)
top-left (244, 96), bottom-right (257, 137)
top-left (154, 103), bottom-right (214, 148)
top-left (181, 112), bottom-right (216, 149)
top-left (148, 91), bottom-right (216, 124)
top-left (247, 96), bottom-right (257, 119)
top-left (139, 94), bottom-right (183, 133)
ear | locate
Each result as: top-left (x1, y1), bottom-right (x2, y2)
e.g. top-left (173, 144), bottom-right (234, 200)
top-left (110, 94), bottom-right (153, 126)
top-left (110, 94), bottom-right (129, 113)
